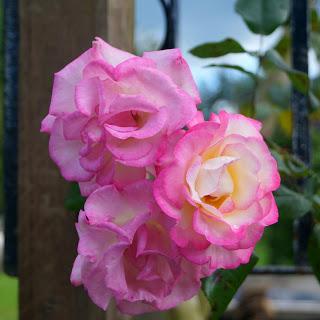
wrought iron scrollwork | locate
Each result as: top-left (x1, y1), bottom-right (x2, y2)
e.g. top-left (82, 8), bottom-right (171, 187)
top-left (159, 0), bottom-right (178, 49)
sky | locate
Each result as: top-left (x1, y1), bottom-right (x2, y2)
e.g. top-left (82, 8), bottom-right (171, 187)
top-left (135, 0), bottom-right (319, 91)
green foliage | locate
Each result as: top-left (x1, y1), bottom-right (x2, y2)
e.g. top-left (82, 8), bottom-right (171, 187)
top-left (309, 91), bottom-right (320, 111)
top-left (190, 38), bottom-right (247, 58)
top-left (311, 31), bottom-right (320, 63)
top-left (235, 0), bottom-right (290, 35)
top-left (205, 63), bottom-right (257, 79)
top-left (274, 31), bottom-right (291, 58)
top-left (311, 8), bottom-right (320, 33)
top-left (64, 183), bottom-right (85, 212)
top-left (202, 255), bottom-right (258, 320)
top-left (275, 185), bottom-right (312, 219)
top-left (308, 224), bottom-right (320, 284)
top-left (264, 50), bottom-right (309, 94)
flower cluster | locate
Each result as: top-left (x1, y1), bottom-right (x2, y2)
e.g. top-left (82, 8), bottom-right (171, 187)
top-left (41, 38), bottom-right (280, 315)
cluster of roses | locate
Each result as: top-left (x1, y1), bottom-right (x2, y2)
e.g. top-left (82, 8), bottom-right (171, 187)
top-left (41, 38), bottom-right (280, 315)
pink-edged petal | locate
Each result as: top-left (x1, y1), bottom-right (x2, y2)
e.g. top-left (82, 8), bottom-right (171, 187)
top-left (86, 266), bottom-right (112, 311)
top-left (98, 78), bottom-right (124, 114)
top-left (218, 110), bottom-right (262, 139)
top-left (143, 49), bottom-right (201, 104)
top-left (106, 133), bottom-right (161, 167)
top-left (104, 95), bottom-right (167, 140)
top-left (229, 165), bottom-right (260, 210)
top-left (62, 111), bottom-right (88, 140)
top-left (171, 208), bottom-right (209, 249)
top-left (79, 179), bottom-right (101, 197)
top-left (49, 49), bottom-right (93, 116)
top-left (195, 156), bottom-right (237, 198)
top-left (260, 193), bottom-right (279, 226)
top-left (246, 137), bottom-right (281, 197)
top-left (187, 110), bottom-right (205, 128)
top-left (93, 37), bottom-right (135, 67)
top-left (223, 201), bottom-right (263, 228)
top-left (82, 59), bottom-right (114, 81)
top-left (224, 223), bottom-right (264, 250)
top-left (153, 164), bottom-right (187, 219)
top-left (40, 114), bottom-right (56, 133)
top-left (75, 77), bottom-right (100, 116)
top-left (207, 245), bottom-right (254, 270)
top-left (70, 255), bottom-right (85, 286)
top-left (135, 222), bottom-right (178, 259)
top-left (95, 158), bottom-right (115, 185)
top-left (84, 181), bottom-right (153, 240)
top-left (115, 62), bottom-right (197, 133)
top-left (181, 243), bottom-right (253, 272)
top-left (79, 142), bottom-right (107, 172)
top-left (115, 56), bottom-right (157, 75)
top-left (221, 140), bottom-right (261, 174)
top-left (79, 258), bottom-right (112, 310)
top-left (49, 74), bottom-right (77, 116)
top-left (81, 118), bottom-right (104, 144)
top-left (186, 156), bottom-right (202, 203)
top-left (71, 254), bottom-right (113, 310)
top-left (108, 94), bottom-right (158, 114)
top-left (105, 244), bottom-right (161, 304)
top-left (156, 130), bottom-right (185, 169)
top-left (154, 259), bottom-right (201, 311)
top-left (79, 156), bottom-right (115, 196)
top-left (209, 112), bottom-right (220, 124)
top-left (113, 162), bottom-right (146, 188)
top-left (116, 300), bottom-right (156, 315)
top-left (193, 209), bottom-right (244, 246)
top-left (49, 119), bottom-right (93, 181)
top-left (174, 122), bottom-right (218, 165)
top-left (76, 211), bottom-right (117, 261)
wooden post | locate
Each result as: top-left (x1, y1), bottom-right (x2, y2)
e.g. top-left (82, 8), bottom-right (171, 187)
top-left (18, 1), bottom-right (134, 319)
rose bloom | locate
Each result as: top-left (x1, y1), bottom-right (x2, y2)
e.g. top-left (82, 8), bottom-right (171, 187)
top-left (154, 111), bottom-right (280, 273)
top-left (41, 38), bottom-right (199, 196)
top-left (71, 180), bottom-right (201, 314)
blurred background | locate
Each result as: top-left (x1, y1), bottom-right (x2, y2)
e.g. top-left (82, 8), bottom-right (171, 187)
top-left (1, 0), bottom-right (320, 319)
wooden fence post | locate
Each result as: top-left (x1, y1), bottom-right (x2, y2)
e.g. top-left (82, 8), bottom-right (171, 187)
top-left (18, 1), bottom-right (134, 319)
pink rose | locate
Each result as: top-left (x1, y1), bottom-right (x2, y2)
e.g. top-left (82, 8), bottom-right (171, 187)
top-left (71, 180), bottom-right (201, 314)
top-left (41, 38), bottom-right (199, 195)
top-left (154, 111), bottom-right (280, 273)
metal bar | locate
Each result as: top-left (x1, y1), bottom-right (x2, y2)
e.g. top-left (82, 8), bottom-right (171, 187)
top-left (159, 0), bottom-right (178, 49)
top-left (252, 265), bottom-right (312, 275)
top-left (291, 0), bottom-right (312, 266)
top-left (3, 0), bottom-right (19, 276)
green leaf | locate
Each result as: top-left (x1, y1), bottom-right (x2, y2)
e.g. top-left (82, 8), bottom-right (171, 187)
top-left (311, 32), bottom-right (320, 62)
top-left (312, 195), bottom-right (320, 222)
top-left (310, 91), bottom-right (320, 111)
top-left (275, 185), bottom-right (312, 219)
top-left (308, 224), bottom-right (320, 284)
top-left (271, 149), bottom-right (290, 175)
top-left (190, 38), bottom-right (246, 58)
top-left (205, 63), bottom-right (257, 79)
top-left (264, 50), bottom-right (309, 94)
top-left (274, 30), bottom-right (290, 58)
top-left (235, 0), bottom-right (290, 35)
top-left (65, 183), bottom-right (86, 212)
top-left (202, 255), bottom-right (258, 320)
top-left (311, 8), bottom-right (320, 33)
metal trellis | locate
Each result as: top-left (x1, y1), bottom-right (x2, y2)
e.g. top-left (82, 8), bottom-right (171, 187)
top-left (3, 0), bottom-right (19, 276)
